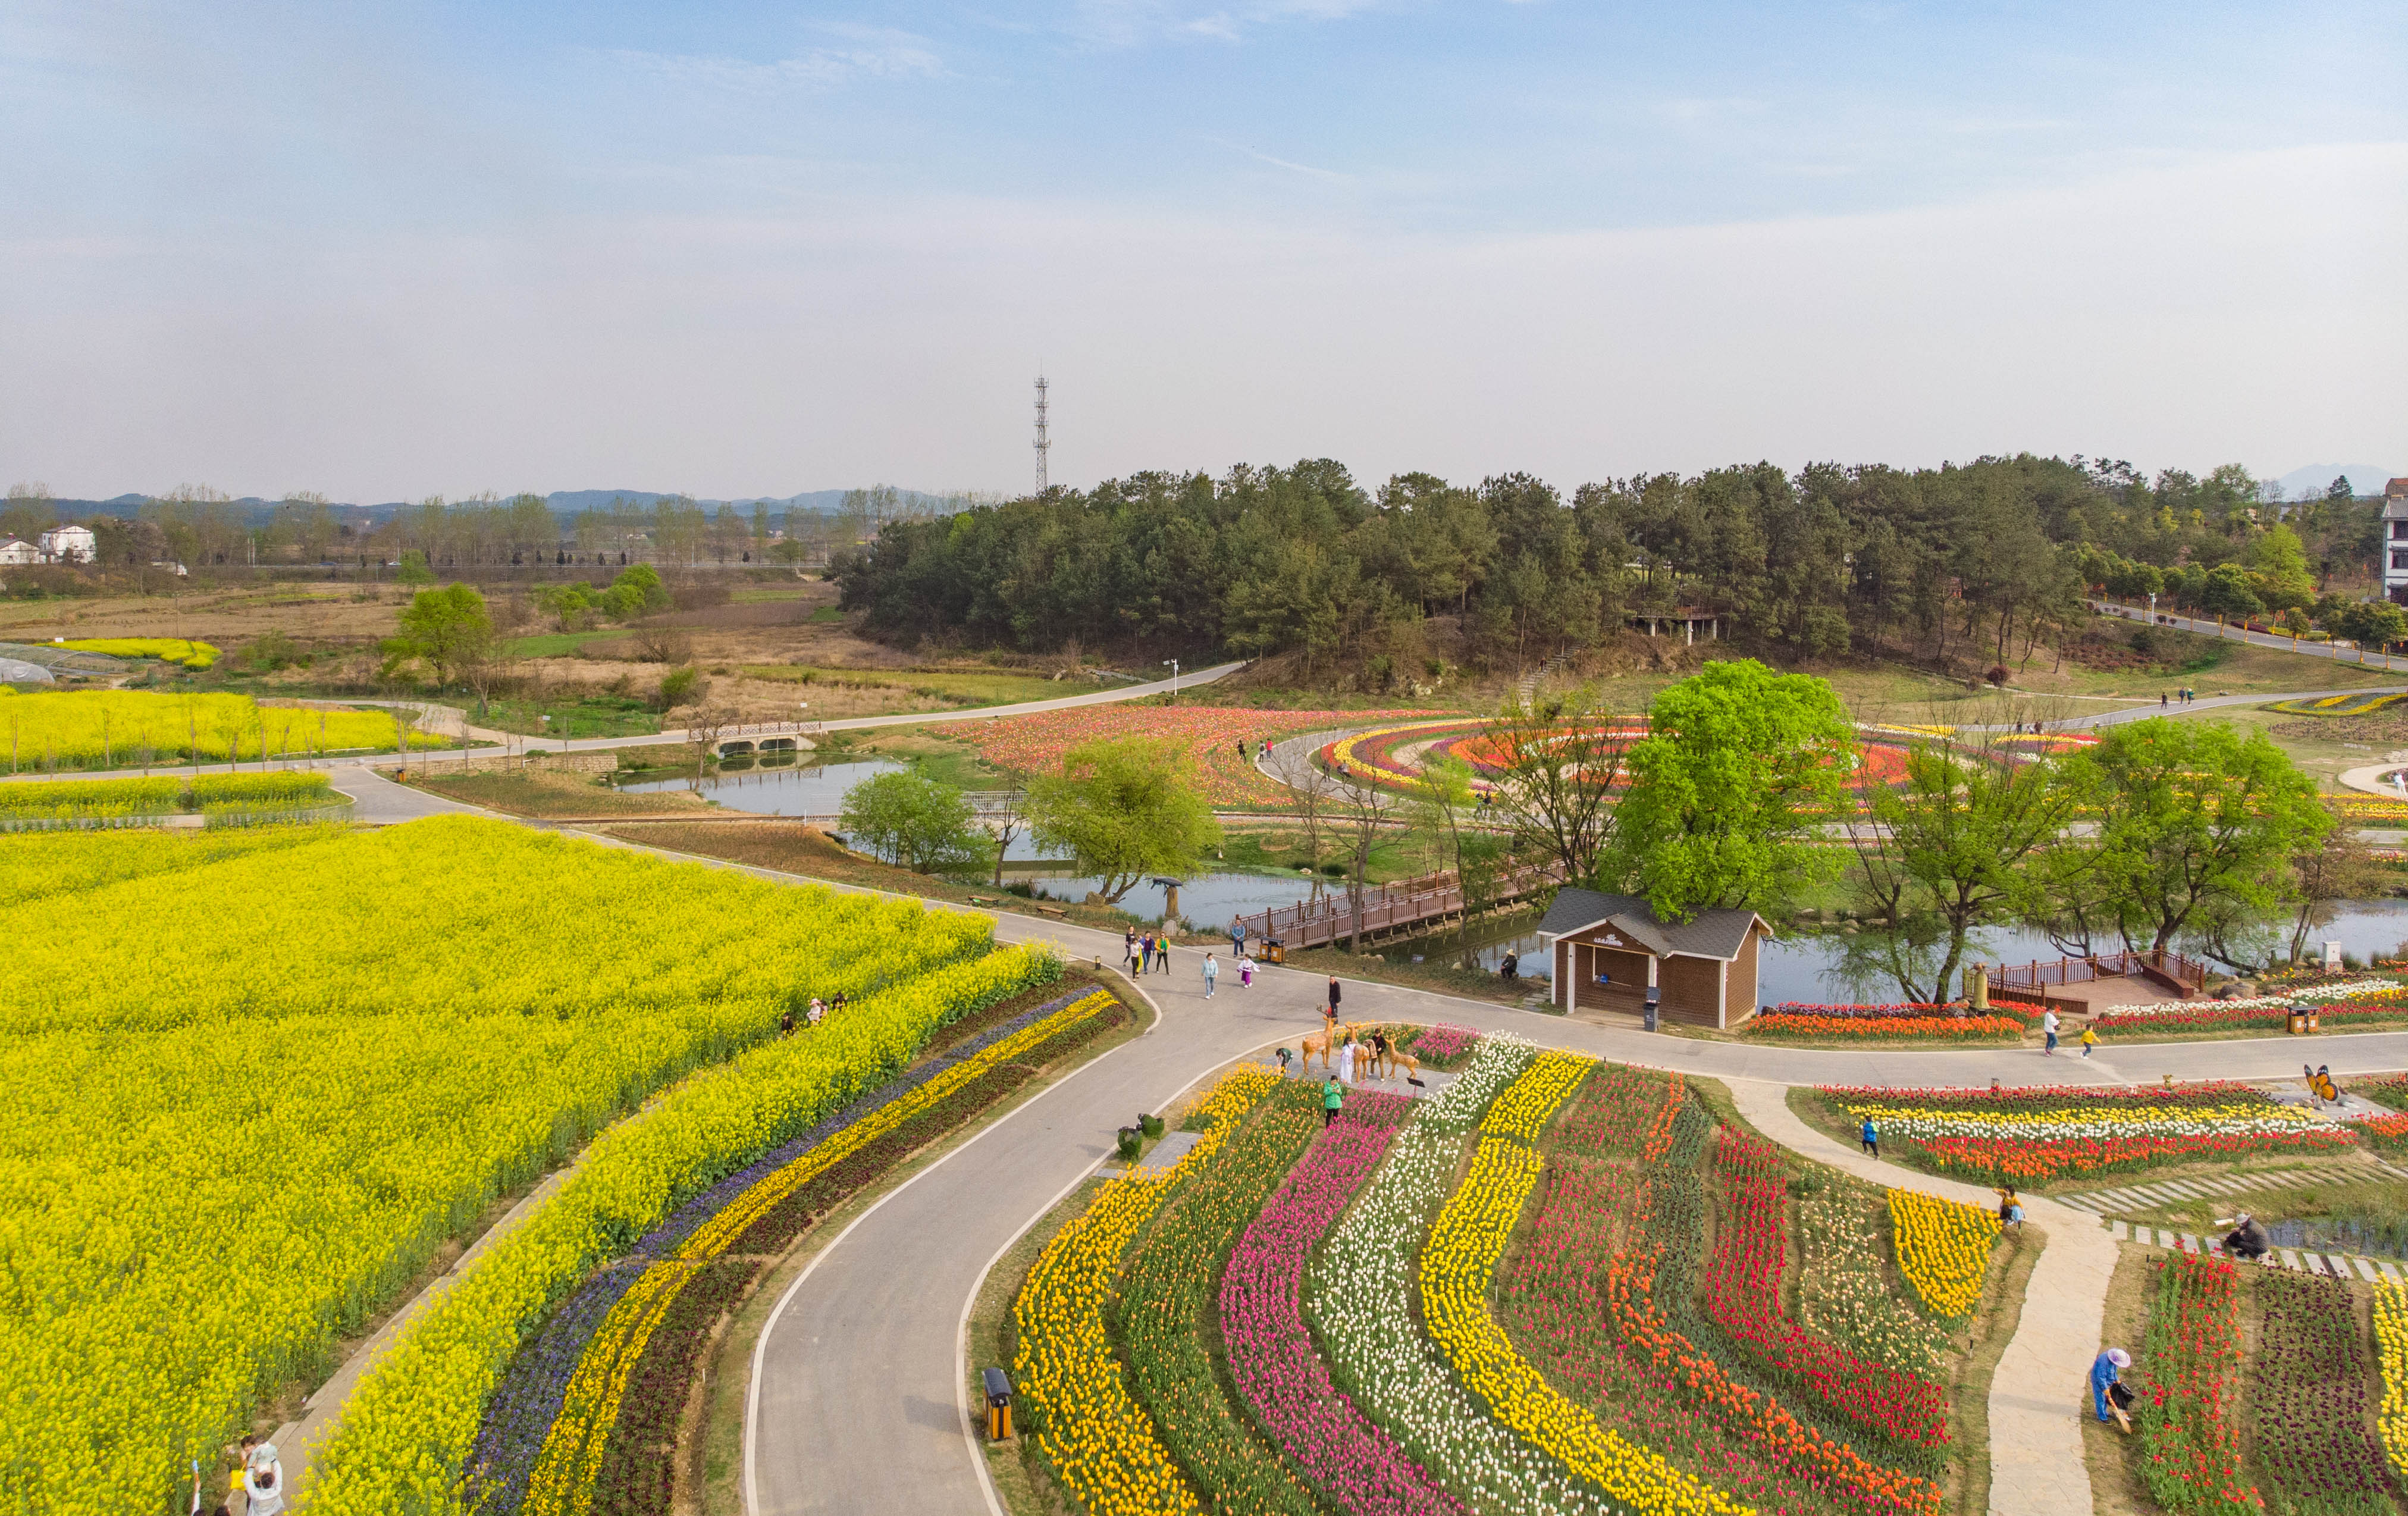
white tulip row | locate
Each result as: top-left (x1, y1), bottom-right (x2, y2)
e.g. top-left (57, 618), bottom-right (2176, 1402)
top-left (1305, 1038), bottom-right (1626, 1516)
top-left (1794, 1185), bottom-right (1952, 1383)
top-left (2103, 977), bottom-right (2396, 1014)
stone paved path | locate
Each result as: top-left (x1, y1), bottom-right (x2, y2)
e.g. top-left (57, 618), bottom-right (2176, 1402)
top-left (1727, 1080), bottom-right (2119, 1516)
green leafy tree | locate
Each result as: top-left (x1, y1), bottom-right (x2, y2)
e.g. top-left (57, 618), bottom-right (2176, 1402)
top-left (2048, 718), bottom-right (2329, 953)
top-left (2247, 524), bottom-right (2315, 612)
top-left (1482, 685), bottom-right (1626, 883)
top-left (611, 562), bottom-right (671, 613)
top-left (394, 549), bottom-right (435, 585)
top-left (2198, 562), bottom-right (2263, 619)
top-left (380, 584), bottom-right (493, 686)
top-left (1849, 740), bottom-right (2080, 1003)
top-left (2335, 599), bottom-right (2408, 650)
top-left (1605, 659), bottom-right (1852, 919)
top-left (838, 769), bottom-right (986, 873)
top-left (1026, 736), bottom-right (1221, 904)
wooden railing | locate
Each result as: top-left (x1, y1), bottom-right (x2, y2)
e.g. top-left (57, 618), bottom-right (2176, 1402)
top-left (1234, 858), bottom-right (1563, 951)
top-left (1991, 946), bottom-right (2206, 1000)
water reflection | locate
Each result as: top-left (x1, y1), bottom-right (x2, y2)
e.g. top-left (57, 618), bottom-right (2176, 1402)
top-left (615, 759), bottom-right (907, 815)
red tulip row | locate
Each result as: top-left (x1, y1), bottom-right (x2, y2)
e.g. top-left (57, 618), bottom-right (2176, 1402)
top-left (1914, 1127), bottom-right (2358, 1183)
top-left (1493, 1068), bottom-right (1942, 1516)
top-left (1701, 1132), bottom-right (1953, 1449)
top-left (2092, 1001), bottom-right (2408, 1034)
top-left (1751, 1014), bottom-right (2030, 1041)
top-left (2132, 1252), bottom-right (2259, 1514)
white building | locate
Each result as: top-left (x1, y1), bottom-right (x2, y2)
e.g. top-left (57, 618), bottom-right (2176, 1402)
top-left (36, 525), bottom-right (96, 564)
top-left (2385, 483), bottom-right (2408, 605)
top-left (0, 538), bottom-right (39, 566)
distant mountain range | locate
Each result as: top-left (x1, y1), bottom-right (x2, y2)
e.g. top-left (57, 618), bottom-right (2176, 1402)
top-left (37, 488), bottom-right (960, 526)
top-left (2272, 464), bottom-right (2397, 499)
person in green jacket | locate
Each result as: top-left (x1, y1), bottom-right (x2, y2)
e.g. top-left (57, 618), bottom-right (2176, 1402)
top-left (1322, 1077), bottom-right (1344, 1127)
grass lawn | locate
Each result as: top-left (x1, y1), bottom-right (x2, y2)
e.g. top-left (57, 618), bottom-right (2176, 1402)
top-left (729, 587), bottom-right (808, 604)
top-left (500, 627), bottom-right (634, 659)
top-left (815, 727), bottom-right (1006, 790)
top-left (410, 766), bottom-right (708, 818)
top-left (742, 664), bottom-right (1115, 709)
top-left (595, 819), bottom-right (1160, 936)
top-left (471, 692), bottom-right (662, 738)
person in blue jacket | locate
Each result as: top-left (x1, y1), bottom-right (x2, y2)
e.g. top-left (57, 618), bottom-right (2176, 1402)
top-left (1859, 1116), bottom-right (1879, 1158)
top-left (2091, 1347), bottom-right (2132, 1426)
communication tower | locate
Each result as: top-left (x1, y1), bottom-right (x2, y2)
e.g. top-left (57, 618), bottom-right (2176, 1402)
top-left (1033, 374), bottom-right (1051, 493)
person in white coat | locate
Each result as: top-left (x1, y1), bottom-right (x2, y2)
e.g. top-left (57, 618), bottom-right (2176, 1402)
top-left (244, 1445), bottom-right (287, 1516)
top-left (1202, 953), bottom-right (1219, 998)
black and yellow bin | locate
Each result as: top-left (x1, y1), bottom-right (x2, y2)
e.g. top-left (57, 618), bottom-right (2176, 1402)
top-left (2287, 1007), bottom-right (2320, 1035)
top-left (1263, 939), bottom-right (1286, 964)
top-left (983, 1367), bottom-right (1014, 1441)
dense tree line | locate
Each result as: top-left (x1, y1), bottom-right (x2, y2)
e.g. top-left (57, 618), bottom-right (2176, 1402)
top-left (830, 456), bottom-right (2379, 671)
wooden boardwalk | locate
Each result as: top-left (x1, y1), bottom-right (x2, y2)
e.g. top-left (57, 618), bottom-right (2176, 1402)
top-left (1989, 945), bottom-right (2206, 1009)
top-left (1236, 858), bottom-right (1563, 952)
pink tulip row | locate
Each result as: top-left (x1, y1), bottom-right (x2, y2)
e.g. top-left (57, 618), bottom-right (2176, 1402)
top-left (1216, 1093), bottom-right (1466, 1516)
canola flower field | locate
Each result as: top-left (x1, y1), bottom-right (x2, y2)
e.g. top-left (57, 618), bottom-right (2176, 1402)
top-left (0, 815), bottom-right (1005, 1516)
top-left (1008, 1038), bottom-right (2020, 1516)
top-left (0, 688), bottom-right (440, 769)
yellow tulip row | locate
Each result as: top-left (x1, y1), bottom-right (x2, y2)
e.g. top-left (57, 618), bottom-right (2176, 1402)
top-left (2377, 1280), bottom-right (2408, 1479)
top-left (1886, 1190), bottom-right (1998, 1319)
top-left (1838, 1100), bottom-right (2318, 1141)
top-left (306, 942), bottom-right (1063, 1515)
top-left (523, 989), bottom-right (1112, 1516)
top-left (1014, 1066), bottom-right (1284, 1516)
top-left (1479, 1050), bottom-right (1590, 1142)
top-left (1422, 1126), bottom-right (1755, 1516)
top-left (1, 817), bottom-right (1005, 1516)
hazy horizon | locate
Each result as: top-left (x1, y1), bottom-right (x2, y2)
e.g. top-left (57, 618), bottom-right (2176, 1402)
top-left (3, 2), bottom-right (2401, 503)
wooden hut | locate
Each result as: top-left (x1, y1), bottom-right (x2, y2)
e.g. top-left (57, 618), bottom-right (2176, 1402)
top-left (1537, 887), bottom-right (1771, 1030)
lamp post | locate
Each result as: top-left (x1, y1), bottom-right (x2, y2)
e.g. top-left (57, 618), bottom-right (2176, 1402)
top-left (1163, 659), bottom-right (1180, 703)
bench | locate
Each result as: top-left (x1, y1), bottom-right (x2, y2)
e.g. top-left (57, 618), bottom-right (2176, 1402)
top-left (1034, 904), bottom-right (1068, 919)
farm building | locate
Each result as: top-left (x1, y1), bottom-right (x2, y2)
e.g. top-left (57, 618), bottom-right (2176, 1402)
top-left (1537, 887), bottom-right (1771, 1029)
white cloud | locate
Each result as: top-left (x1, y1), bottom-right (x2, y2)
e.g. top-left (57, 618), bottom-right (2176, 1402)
top-left (607, 29), bottom-right (946, 92)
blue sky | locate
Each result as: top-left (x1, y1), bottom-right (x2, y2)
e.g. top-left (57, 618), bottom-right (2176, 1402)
top-left (2, 1), bottom-right (2402, 500)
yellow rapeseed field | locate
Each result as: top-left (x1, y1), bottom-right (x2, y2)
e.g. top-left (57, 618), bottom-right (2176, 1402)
top-left (0, 689), bottom-right (440, 769)
top-left (0, 815), bottom-right (998, 1516)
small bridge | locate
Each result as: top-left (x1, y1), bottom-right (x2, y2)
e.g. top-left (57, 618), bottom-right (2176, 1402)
top-left (1234, 858), bottom-right (1563, 953)
top-left (1987, 947), bottom-right (2207, 1012)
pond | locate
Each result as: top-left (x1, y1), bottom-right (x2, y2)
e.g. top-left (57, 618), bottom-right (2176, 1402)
top-left (615, 759), bottom-right (908, 816)
top-left (1388, 899), bottom-right (2408, 1008)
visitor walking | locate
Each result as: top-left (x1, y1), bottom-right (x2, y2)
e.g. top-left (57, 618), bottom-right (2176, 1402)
top-left (1231, 914), bottom-right (1248, 957)
top-left (1860, 1116), bottom-right (1879, 1158)
top-left (1153, 935), bottom-right (1171, 974)
top-left (2090, 1348), bottom-right (2134, 1429)
top-left (1125, 929), bottom-right (1140, 976)
top-left (1322, 1076), bottom-right (1344, 1127)
top-left (1327, 975), bottom-right (1342, 1016)
top-left (1202, 952), bottom-right (1219, 998)
top-left (1140, 931), bottom-right (1156, 973)
top-left (2159, 691), bottom-right (2168, 707)
top-left (2080, 1025), bottom-right (2100, 1058)
top-left (1239, 954), bottom-right (1255, 988)
top-left (2042, 1008), bottom-right (2059, 1055)
top-left (1337, 1034), bottom-right (1357, 1086)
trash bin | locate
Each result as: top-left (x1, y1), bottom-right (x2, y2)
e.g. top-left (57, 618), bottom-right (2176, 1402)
top-left (1643, 986), bottom-right (1661, 1034)
top-left (1265, 939), bottom-right (1286, 964)
top-left (983, 1367), bottom-right (1013, 1440)
top-left (2288, 1013), bottom-right (2307, 1035)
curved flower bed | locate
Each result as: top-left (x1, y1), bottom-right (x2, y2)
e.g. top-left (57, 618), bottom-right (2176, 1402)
top-left (1216, 1092), bottom-right (1456, 1515)
top-left (471, 978), bottom-right (1110, 1516)
top-left (1885, 1192), bottom-right (1996, 1320)
top-left (1322, 719), bottom-right (1913, 804)
top-left (1704, 1133), bottom-right (1952, 1450)
top-left (1121, 1080), bottom-right (1328, 1516)
top-left (960, 705), bottom-right (1444, 810)
top-left (1014, 1067), bottom-right (1284, 1516)
top-left (1309, 1038), bottom-right (1642, 1514)
top-left (1424, 1130), bottom-right (1748, 1516)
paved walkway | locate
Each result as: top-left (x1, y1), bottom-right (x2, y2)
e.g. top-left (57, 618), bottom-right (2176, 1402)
top-left (1729, 1082), bottom-right (2117, 1516)
top-left (2090, 599), bottom-right (2408, 678)
top-left (234, 781), bottom-right (2408, 1515)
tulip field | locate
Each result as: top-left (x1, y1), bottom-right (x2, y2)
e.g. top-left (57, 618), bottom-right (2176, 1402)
top-left (958, 703), bottom-right (1444, 808)
top-left (1810, 1082), bottom-right (2360, 1185)
top-left (0, 815), bottom-right (1023, 1516)
top-left (1009, 1036), bottom-right (2027, 1516)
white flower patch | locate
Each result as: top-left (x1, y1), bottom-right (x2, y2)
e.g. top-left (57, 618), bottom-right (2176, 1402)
top-left (2101, 978), bottom-right (2397, 1015)
top-left (1305, 1038), bottom-right (1622, 1515)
